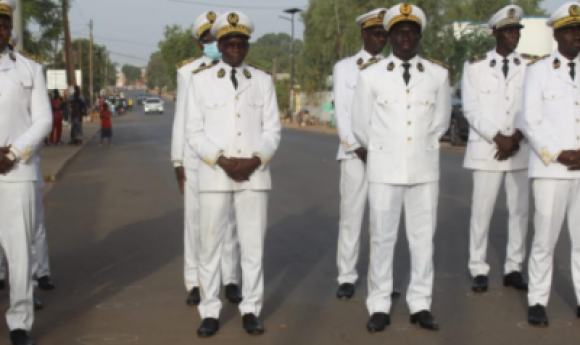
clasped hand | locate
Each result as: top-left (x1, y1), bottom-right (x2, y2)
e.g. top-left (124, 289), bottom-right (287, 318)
top-left (0, 146), bottom-right (14, 174)
top-left (218, 156), bottom-right (262, 182)
top-left (557, 150), bottom-right (580, 170)
top-left (494, 131), bottom-right (523, 161)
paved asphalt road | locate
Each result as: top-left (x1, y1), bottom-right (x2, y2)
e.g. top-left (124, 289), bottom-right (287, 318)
top-left (3, 90), bottom-right (579, 344)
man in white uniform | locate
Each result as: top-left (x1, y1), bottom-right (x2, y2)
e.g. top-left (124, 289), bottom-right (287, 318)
top-left (524, 1), bottom-right (580, 327)
top-left (462, 5), bottom-right (531, 293)
top-left (170, 10), bottom-right (241, 308)
top-left (333, 8), bottom-right (388, 300)
top-left (352, 3), bottom-right (451, 332)
top-left (186, 11), bottom-right (281, 337)
top-left (0, 0), bottom-right (52, 343)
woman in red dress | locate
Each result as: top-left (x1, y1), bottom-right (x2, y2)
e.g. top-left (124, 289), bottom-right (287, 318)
top-left (49, 90), bottom-right (63, 145)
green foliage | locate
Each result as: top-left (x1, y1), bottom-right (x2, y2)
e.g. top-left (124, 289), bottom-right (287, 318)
top-left (146, 51), bottom-right (168, 90)
top-left (122, 64), bottom-right (142, 85)
top-left (158, 25), bottom-right (202, 92)
top-left (247, 33), bottom-right (303, 73)
top-left (298, 0), bottom-right (547, 91)
top-left (22, 0), bottom-right (63, 60)
top-left (275, 78), bottom-right (291, 112)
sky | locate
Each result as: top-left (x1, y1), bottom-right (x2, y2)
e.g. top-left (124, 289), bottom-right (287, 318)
top-left (67, 0), bottom-right (565, 67)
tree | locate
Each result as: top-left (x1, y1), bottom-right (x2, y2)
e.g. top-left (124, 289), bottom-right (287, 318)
top-left (247, 33), bottom-right (303, 73)
top-left (275, 79), bottom-right (291, 113)
top-left (22, 0), bottom-right (62, 60)
top-left (146, 51), bottom-right (168, 90)
top-left (122, 64), bottom-right (143, 85)
top-left (158, 25), bottom-right (201, 91)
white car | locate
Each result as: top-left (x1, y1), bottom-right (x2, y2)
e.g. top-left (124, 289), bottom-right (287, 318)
top-left (144, 98), bottom-right (164, 114)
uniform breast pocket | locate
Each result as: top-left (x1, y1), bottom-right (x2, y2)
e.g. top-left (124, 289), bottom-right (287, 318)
top-left (376, 94), bottom-right (399, 113)
top-left (246, 99), bottom-right (264, 117)
top-left (203, 99), bottom-right (226, 119)
top-left (542, 90), bottom-right (568, 116)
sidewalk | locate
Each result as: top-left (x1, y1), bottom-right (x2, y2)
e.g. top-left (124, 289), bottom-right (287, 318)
top-left (40, 119), bottom-right (100, 197)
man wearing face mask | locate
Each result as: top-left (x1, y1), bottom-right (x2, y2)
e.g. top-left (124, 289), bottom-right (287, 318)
top-left (333, 8), bottom-right (388, 301)
top-left (170, 10), bottom-right (242, 308)
top-left (186, 11), bottom-right (281, 337)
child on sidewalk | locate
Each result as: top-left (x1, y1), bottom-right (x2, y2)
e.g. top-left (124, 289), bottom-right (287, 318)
top-left (100, 103), bottom-right (113, 147)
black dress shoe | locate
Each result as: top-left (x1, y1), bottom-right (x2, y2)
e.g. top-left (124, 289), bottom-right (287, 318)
top-left (197, 318), bottom-right (219, 338)
top-left (0, 279), bottom-right (5, 290)
top-left (504, 271), bottom-right (528, 291)
top-left (33, 295), bottom-right (43, 311)
top-left (367, 312), bottom-right (390, 333)
top-left (577, 306), bottom-right (580, 318)
top-left (10, 329), bottom-right (35, 345)
top-left (410, 310), bottom-right (439, 330)
top-left (225, 284), bottom-right (243, 304)
top-left (528, 304), bottom-right (549, 327)
top-left (472, 275), bottom-right (488, 293)
top-left (186, 287), bottom-right (201, 306)
top-left (242, 313), bottom-right (265, 335)
top-left (37, 276), bottom-right (55, 290)
top-left (336, 283), bottom-right (355, 300)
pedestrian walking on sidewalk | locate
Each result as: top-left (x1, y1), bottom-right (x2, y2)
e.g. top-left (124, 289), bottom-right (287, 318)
top-left (69, 86), bottom-right (86, 145)
top-left (49, 89), bottom-right (63, 145)
top-left (100, 102), bottom-right (113, 147)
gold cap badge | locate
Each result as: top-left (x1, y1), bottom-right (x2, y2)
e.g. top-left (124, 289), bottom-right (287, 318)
top-left (378, 10), bottom-right (386, 21)
top-left (207, 11), bottom-right (216, 23)
top-left (228, 13), bottom-right (239, 26)
top-left (218, 69), bottom-right (226, 78)
top-left (400, 4), bottom-right (412, 15)
top-left (571, 4), bottom-right (580, 16)
top-left (508, 8), bottom-right (516, 18)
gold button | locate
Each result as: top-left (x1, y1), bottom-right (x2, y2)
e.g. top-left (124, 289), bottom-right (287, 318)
top-left (407, 137), bottom-right (412, 142)
top-left (407, 121), bottom-right (412, 125)
top-left (237, 113), bottom-right (241, 118)
top-left (507, 127), bottom-right (511, 131)
top-left (576, 102), bottom-right (579, 106)
top-left (407, 105), bottom-right (411, 109)
top-left (238, 150), bottom-right (241, 154)
top-left (237, 132), bottom-right (241, 136)
top-left (506, 97), bottom-right (509, 100)
top-left (576, 119), bottom-right (579, 123)
top-left (235, 96), bottom-right (240, 100)
top-left (406, 89), bottom-right (410, 94)
top-left (575, 86), bottom-right (578, 89)
top-left (507, 111), bottom-right (510, 114)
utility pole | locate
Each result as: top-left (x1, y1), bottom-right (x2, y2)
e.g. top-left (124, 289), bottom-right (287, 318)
top-left (13, 0), bottom-right (23, 51)
top-left (89, 20), bottom-right (94, 108)
top-left (282, 8), bottom-right (302, 122)
top-left (78, 39), bottom-right (82, 70)
top-left (62, 0), bottom-right (76, 88)
top-left (335, 1), bottom-right (343, 59)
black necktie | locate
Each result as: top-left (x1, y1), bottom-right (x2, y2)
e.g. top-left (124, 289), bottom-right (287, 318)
top-left (231, 69), bottom-right (238, 89)
top-left (570, 62), bottom-right (576, 81)
top-left (402, 62), bottom-right (411, 85)
top-left (502, 58), bottom-right (509, 78)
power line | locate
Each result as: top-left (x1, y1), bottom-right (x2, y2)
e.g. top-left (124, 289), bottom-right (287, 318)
top-left (166, 0), bottom-right (306, 10)
top-left (94, 35), bottom-right (158, 47)
top-left (108, 50), bottom-right (149, 62)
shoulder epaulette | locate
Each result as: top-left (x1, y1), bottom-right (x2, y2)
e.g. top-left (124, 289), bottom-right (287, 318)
top-left (176, 56), bottom-right (196, 69)
top-left (527, 55), bottom-right (549, 66)
top-left (426, 57), bottom-right (449, 69)
top-left (192, 61), bottom-right (218, 74)
top-left (18, 50), bottom-right (42, 64)
top-left (247, 64), bottom-right (271, 75)
top-left (359, 57), bottom-right (380, 71)
top-left (468, 54), bottom-right (487, 64)
top-left (520, 53), bottom-right (539, 60)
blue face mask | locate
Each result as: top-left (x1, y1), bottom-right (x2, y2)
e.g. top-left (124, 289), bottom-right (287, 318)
top-left (203, 42), bottom-right (222, 60)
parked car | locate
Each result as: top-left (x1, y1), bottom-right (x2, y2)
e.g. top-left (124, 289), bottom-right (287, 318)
top-left (144, 98), bottom-right (164, 114)
top-left (445, 82), bottom-right (469, 146)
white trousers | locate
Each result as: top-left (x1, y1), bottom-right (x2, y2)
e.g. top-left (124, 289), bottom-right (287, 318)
top-left (0, 182), bottom-right (35, 331)
top-left (0, 185), bottom-right (52, 281)
top-left (198, 190), bottom-right (268, 319)
top-left (528, 179), bottom-right (580, 306)
top-left (367, 182), bottom-right (438, 315)
top-left (183, 170), bottom-right (239, 291)
top-left (337, 159), bottom-right (368, 284)
top-left (468, 170), bottom-right (529, 276)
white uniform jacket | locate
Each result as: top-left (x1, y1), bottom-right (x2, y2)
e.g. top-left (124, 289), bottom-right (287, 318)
top-left (0, 51), bottom-right (52, 182)
top-left (523, 51), bottom-right (580, 179)
top-left (171, 56), bottom-right (214, 170)
top-left (462, 50), bottom-right (530, 171)
top-left (352, 54), bottom-right (451, 185)
top-left (333, 49), bottom-right (382, 160)
top-left (186, 61), bottom-right (281, 192)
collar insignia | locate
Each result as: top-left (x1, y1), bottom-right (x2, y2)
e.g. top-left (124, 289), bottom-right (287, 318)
top-left (218, 68), bottom-right (226, 78)
top-left (387, 62), bottom-right (395, 71)
top-left (514, 57), bottom-right (521, 66)
top-left (490, 59), bottom-right (496, 68)
top-left (357, 58), bottom-right (363, 66)
top-left (244, 69), bottom-right (251, 79)
top-left (417, 63), bottom-right (424, 72)
top-left (554, 58), bottom-right (561, 69)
